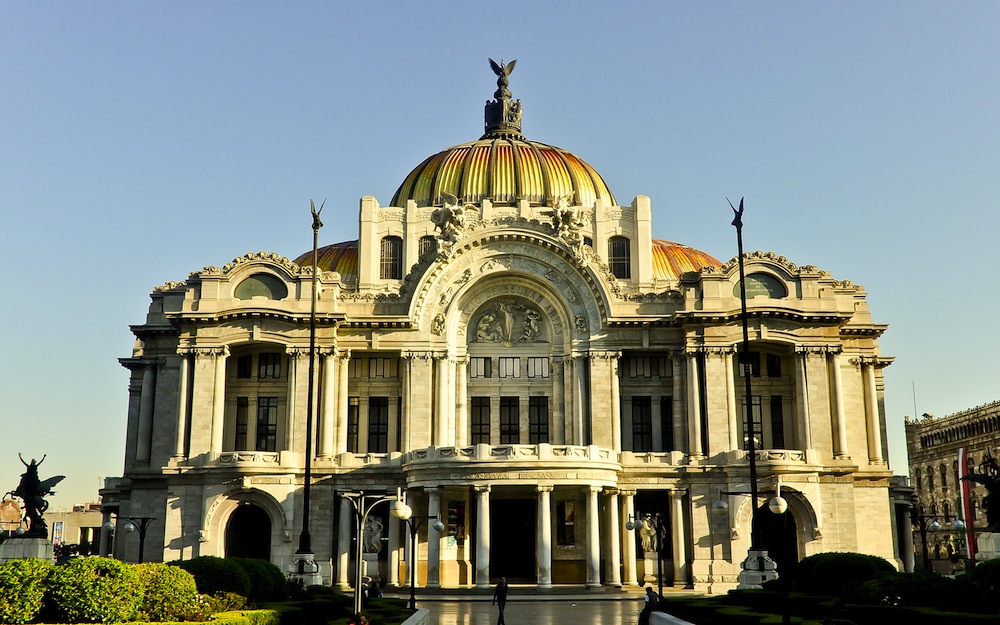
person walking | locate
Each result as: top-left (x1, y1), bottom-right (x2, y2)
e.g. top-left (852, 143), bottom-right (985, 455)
top-left (492, 576), bottom-right (509, 625)
top-left (638, 586), bottom-right (658, 625)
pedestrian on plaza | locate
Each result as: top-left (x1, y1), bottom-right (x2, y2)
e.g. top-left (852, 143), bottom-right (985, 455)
top-left (638, 586), bottom-right (658, 625)
top-left (492, 576), bottom-right (509, 625)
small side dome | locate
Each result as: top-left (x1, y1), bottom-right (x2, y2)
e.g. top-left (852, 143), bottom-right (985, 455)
top-left (293, 240), bottom-right (359, 283)
top-left (234, 273), bottom-right (288, 300)
top-left (651, 239), bottom-right (723, 281)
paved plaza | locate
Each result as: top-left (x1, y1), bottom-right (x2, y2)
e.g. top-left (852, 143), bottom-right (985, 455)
top-left (417, 597), bottom-right (645, 625)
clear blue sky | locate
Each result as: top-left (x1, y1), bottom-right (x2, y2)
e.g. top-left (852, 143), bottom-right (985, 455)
top-left (2, 2), bottom-right (998, 509)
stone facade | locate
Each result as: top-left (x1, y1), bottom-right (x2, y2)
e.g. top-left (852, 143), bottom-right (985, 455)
top-left (102, 64), bottom-right (903, 593)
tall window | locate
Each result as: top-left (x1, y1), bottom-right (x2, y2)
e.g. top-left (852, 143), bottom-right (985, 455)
top-left (255, 397), bottom-right (278, 451)
top-left (738, 351), bottom-right (761, 377)
top-left (500, 397), bottom-right (519, 444)
top-left (418, 235), bottom-right (437, 258)
top-left (258, 353), bottom-right (281, 378)
top-left (347, 398), bottom-right (360, 453)
top-left (660, 397), bottom-right (673, 451)
top-left (742, 396), bottom-right (763, 449)
top-left (766, 354), bottom-right (782, 377)
top-left (471, 397), bottom-right (490, 444)
top-left (529, 397), bottom-right (549, 443)
top-left (470, 357), bottom-right (492, 378)
top-left (235, 397), bottom-right (249, 450)
top-left (608, 236), bottom-right (631, 279)
top-left (526, 357), bottom-right (549, 378)
top-left (556, 501), bottom-right (575, 546)
top-left (380, 236), bottom-right (403, 279)
top-left (770, 395), bottom-right (785, 449)
top-left (237, 356), bottom-right (252, 379)
top-left (368, 397), bottom-right (389, 452)
top-left (632, 397), bottom-right (653, 451)
top-left (499, 357), bottom-right (520, 378)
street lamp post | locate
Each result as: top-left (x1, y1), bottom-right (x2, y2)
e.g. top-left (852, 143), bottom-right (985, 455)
top-left (105, 516), bottom-right (154, 563)
top-left (390, 499), bottom-right (444, 610)
top-left (912, 505), bottom-right (966, 572)
top-left (341, 490), bottom-right (402, 617)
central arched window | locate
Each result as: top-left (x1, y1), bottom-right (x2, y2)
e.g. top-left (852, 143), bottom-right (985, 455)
top-left (608, 236), bottom-right (631, 279)
top-left (380, 236), bottom-right (403, 279)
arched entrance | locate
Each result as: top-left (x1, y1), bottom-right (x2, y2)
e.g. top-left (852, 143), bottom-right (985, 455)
top-left (225, 504), bottom-right (271, 560)
top-left (753, 502), bottom-right (798, 577)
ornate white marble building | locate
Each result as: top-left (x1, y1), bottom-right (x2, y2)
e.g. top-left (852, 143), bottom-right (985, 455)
top-left (102, 62), bottom-right (901, 593)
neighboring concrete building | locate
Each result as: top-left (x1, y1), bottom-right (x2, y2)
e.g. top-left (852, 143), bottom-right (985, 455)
top-left (102, 63), bottom-right (900, 593)
top-left (905, 402), bottom-right (1000, 573)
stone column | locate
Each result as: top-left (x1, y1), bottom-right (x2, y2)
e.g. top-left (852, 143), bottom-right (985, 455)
top-left (575, 355), bottom-right (589, 445)
top-left (620, 490), bottom-right (638, 586)
top-left (285, 348), bottom-right (301, 451)
top-left (829, 350), bottom-right (849, 459)
top-left (794, 349), bottom-right (813, 451)
top-left (605, 488), bottom-right (622, 587)
top-left (475, 485), bottom-right (491, 588)
top-left (863, 360), bottom-right (884, 464)
top-left (335, 350), bottom-right (351, 454)
top-left (686, 352), bottom-right (703, 458)
top-left (137, 360), bottom-right (157, 463)
top-left (318, 350), bottom-right (336, 458)
top-left (426, 487), bottom-right (442, 588)
top-left (536, 485), bottom-right (553, 588)
top-left (400, 353), bottom-right (412, 452)
top-left (336, 496), bottom-right (352, 588)
top-left (671, 354), bottom-right (685, 453)
top-left (455, 358), bottom-right (469, 447)
top-left (552, 358), bottom-right (566, 443)
top-left (725, 351), bottom-right (739, 451)
top-left (434, 355), bottom-right (448, 446)
top-left (670, 489), bottom-right (687, 587)
top-left (388, 512), bottom-right (401, 586)
top-left (611, 353), bottom-right (623, 452)
top-left (210, 347), bottom-right (229, 455)
top-left (173, 351), bottom-right (190, 459)
top-left (586, 485), bottom-right (601, 588)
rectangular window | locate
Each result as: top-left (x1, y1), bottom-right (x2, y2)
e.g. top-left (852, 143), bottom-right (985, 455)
top-left (766, 354), bottom-right (781, 378)
top-left (367, 397), bottom-right (389, 453)
top-left (499, 357), bottom-right (520, 378)
top-left (471, 397), bottom-right (491, 444)
top-left (368, 358), bottom-right (395, 378)
top-left (770, 395), bottom-right (784, 449)
top-left (738, 351), bottom-right (761, 378)
top-left (657, 357), bottom-right (670, 378)
top-left (608, 236), bottom-right (632, 279)
top-left (632, 397), bottom-right (653, 451)
top-left (380, 236), bottom-right (403, 280)
top-left (660, 396), bottom-right (674, 451)
top-left (418, 236), bottom-right (437, 259)
top-left (235, 397), bottom-right (249, 450)
top-left (255, 397), bottom-right (278, 451)
top-left (500, 397), bottom-right (519, 444)
top-left (556, 501), bottom-right (575, 546)
top-left (237, 356), bottom-right (252, 379)
top-left (529, 396), bottom-right (549, 444)
top-left (347, 398), bottom-right (360, 453)
top-left (526, 357), bottom-right (549, 378)
top-left (470, 357), bottom-right (492, 378)
top-left (258, 353), bottom-right (281, 379)
top-left (742, 396), bottom-right (763, 449)
top-left (628, 357), bottom-right (652, 378)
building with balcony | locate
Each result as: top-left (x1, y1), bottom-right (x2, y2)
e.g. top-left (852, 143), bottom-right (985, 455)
top-left (102, 62), bottom-right (900, 593)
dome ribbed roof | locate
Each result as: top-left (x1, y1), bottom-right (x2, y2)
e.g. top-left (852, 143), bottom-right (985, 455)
top-left (651, 239), bottom-right (722, 280)
top-left (390, 137), bottom-right (616, 208)
top-left (293, 241), bottom-right (358, 283)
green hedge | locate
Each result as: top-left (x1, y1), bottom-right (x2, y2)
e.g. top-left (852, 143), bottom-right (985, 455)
top-left (228, 558), bottom-right (288, 604)
top-left (0, 558), bottom-right (52, 624)
top-left (133, 562), bottom-right (200, 622)
top-left (47, 556), bottom-right (143, 623)
top-left (172, 555), bottom-right (252, 599)
top-left (209, 609), bottom-right (282, 625)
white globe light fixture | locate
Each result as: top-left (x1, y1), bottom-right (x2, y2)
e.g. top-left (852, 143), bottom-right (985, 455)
top-left (768, 496), bottom-right (788, 515)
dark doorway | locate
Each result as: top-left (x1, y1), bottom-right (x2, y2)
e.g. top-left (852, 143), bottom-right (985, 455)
top-left (490, 498), bottom-right (536, 583)
top-left (754, 502), bottom-right (798, 577)
top-left (225, 504), bottom-right (271, 560)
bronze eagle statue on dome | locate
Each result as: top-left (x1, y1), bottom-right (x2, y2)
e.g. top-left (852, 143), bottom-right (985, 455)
top-left (489, 58), bottom-right (516, 78)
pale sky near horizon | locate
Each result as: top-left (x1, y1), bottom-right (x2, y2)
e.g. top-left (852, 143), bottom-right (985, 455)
top-left (2, 2), bottom-right (998, 510)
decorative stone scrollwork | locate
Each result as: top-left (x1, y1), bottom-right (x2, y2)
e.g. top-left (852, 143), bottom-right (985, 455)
top-left (431, 313), bottom-right (446, 335)
top-left (573, 314), bottom-right (588, 334)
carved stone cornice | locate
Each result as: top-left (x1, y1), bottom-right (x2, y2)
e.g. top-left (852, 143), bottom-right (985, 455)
top-left (587, 485), bottom-right (603, 495)
top-left (474, 485), bottom-right (492, 494)
top-left (190, 346), bottom-right (230, 358)
top-left (536, 485), bottom-right (554, 494)
top-left (618, 489), bottom-right (637, 497)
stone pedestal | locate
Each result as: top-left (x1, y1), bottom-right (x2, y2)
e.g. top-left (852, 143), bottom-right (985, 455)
top-left (976, 532), bottom-right (1000, 561)
top-left (642, 551), bottom-right (658, 583)
top-left (287, 552), bottom-right (323, 587)
top-left (0, 538), bottom-right (53, 564)
top-left (737, 549), bottom-right (779, 589)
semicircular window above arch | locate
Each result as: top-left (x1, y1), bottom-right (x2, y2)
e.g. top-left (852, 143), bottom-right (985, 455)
top-left (734, 272), bottom-right (787, 299)
top-left (234, 273), bottom-right (288, 300)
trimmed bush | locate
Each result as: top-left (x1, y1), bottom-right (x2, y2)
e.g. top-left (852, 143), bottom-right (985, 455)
top-left (134, 561), bottom-right (200, 621)
top-left (47, 556), bottom-right (143, 623)
top-left (172, 555), bottom-right (251, 599)
top-left (229, 557), bottom-right (288, 603)
top-left (0, 557), bottom-right (52, 624)
top-left (792, 552), bottom-right (895, 597)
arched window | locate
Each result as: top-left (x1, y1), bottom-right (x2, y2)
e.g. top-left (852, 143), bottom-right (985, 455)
top-left (608, 236), bottom-right (631, 279)
top-left (419, 235), bottom-right (437, 259)
top-left (234, 273), bottom-right (288, 300)
top-left (380, 236), bottom-right (403, 279)
top-left (940, 464), bottom-right (949, 490)
top-left (927, 467), bottom-right (934, 491)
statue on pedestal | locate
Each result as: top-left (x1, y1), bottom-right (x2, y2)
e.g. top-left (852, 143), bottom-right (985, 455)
top-left (7, 454), bottom-right (64, 539)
